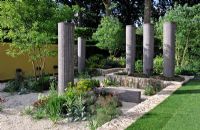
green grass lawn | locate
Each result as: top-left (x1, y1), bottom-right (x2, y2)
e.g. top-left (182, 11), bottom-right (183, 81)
top-left (126, 80), bottom-right (200, 130)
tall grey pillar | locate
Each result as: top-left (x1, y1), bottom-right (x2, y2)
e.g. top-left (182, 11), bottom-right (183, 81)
top-left (143, 23), bottom-right (154, 76)
top-left (126, 25), bottom-right (136, 75)
top-left (163, 22), bottom-right (176, 77)
top-left (58, 22), bottom-right (74, 95)
top-left (78, 37), bottom-right (86, 73)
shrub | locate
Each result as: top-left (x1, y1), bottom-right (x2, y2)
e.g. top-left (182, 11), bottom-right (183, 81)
top-left (92, 16), bottom-right (124, 56)
top-left (86, 54), bottom-right (104, 68)
top-left (175, 61), bottom-right (200, 76)
top-left (76, 79), bottom-right (100, 92)
top-left (144, 85), bottom-right (161, 96)
top-left (144, 85), bottom-right (155, 96)
top-left (27, 80), bottom-right (120, 126)
top-left (86, 55), bottom-right (125, 69)
top-left (102, 78), bottom-right (119, 87)
top-left (135, 60), bottom-right (143, 73)
top-left (156, 4), bottom-right (200, 67)
top-left (153, 56), bottom-right (163, 74)
top-left (4, 76), bottom-right (53, 94)
top-left (89, 95), bottom-right (121, 129)
top-left (101, 56), bottom-right (125, 69)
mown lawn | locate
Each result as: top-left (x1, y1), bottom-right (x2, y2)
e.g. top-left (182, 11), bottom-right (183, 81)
top-left (126, 80), bottom-right (200, 130)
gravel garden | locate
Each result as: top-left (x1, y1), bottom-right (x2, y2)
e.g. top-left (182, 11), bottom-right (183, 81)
top-left (0, 1), bottom-right (200, 130)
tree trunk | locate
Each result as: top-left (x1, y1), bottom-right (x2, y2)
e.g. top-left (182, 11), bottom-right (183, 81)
top-left (102, 0), bottom-right (111, 16)
top-left (144, 0), bottom-right (151, 23)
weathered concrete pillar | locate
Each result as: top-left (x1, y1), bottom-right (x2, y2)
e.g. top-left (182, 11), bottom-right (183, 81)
top-left (126, 25), bottom-right (136, 75)
top-left (58, 22), bottom-right (74, 95)
top-left (163, 22), bottom-right (176, 77)
top-left (143, 23), bottom-right (154, 76)
top-left (78, 37), bottom-right (86, 73)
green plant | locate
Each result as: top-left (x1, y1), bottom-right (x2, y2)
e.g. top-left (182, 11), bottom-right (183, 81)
top-left (135, 60), bottom-right (143, 73)
top-left (89, 96), bottom-right (121, 129)
top-left (144, 85), bottom-right (161, 96)
top-left (175, 61), bottom-right (200, 75)
top-left (144, 85), bottom-right (156, 96)
top-left (153, 56), bottom-right (163, 74)
top-left (65, 95), bottom-right (87, 122)
top-left (92, 16), bottom-right (124, 56)
top-left (77, 71), bottom-right (91, 79)
top-left (76, 79), bottom-right (100, 92)
top-left (4, 76), bottom-right (53, 94)
top-left (102, 78), bottom-right (119, 87)
top-left (23, 106), bottom-right (34, 115)
top-left (156, 4), bottom-right (200, 67)
top-left (86, 54), bottom-right (104, 68)
top-left (0, 0), bottom-right (75, 78)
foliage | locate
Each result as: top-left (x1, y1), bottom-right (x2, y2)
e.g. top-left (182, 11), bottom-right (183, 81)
top-left (92, 16), bottom-right (124, 56)
top-left (64, 92), bottom-right (87, 122)
top-left (144, 85), bottom-right (161, 96)
top-left (27, 80), bottom-right (120, 127)
top-left (75, 27), bottom-right (96, 39)
top-left (4, 76), bottom-right (53, 94)
top-left (153, 56), bottom-right (163, 74)
top-left (86, 55), bottom-right (125, 69)
top-left (102, 78), bottom-right (119, 87)
top-left (86, 54), bottom-right (104, 68)
top-left (89, 95), bottom-right (121, 129)
top-left (175, 61), bottom-right (200, 76)
top-left (156, 4), bottom-right (200, 68)
top-left (135, 60), bottom-right (143, 73)
top-left (0, 0), bottom-right (75, 78)
top-left (23, 106), bottom-right (34, 115)
top-left (101, 56), bottom-right (125, 69)
top-left (76, 79), bottom-right (100, 93)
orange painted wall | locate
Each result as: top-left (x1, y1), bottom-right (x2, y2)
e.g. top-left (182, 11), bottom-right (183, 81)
top-left (0, 44), bottom-right (58, 81)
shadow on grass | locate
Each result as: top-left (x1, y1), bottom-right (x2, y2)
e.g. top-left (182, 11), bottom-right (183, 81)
top-left (173, 89), bottom-right (200, 95)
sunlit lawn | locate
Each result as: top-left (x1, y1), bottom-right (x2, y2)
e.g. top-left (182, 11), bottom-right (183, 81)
top-left (126, 80), bottom-right (200, 130)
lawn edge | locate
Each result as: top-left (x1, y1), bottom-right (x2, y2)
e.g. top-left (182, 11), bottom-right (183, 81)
top-left (97, 75), bottom-right (194, 130)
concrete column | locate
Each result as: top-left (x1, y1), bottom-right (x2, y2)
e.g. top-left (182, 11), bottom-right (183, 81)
top-left (78, 37), bottom-right (86, 73)
top-left (126, 25), bottom-right (136, 75)
top-left (143, 23), bottom-right (154, 76)
top-left (58, 22), bottom-right (74, 95)
top-left (163, 22), bottom-right (176, 77)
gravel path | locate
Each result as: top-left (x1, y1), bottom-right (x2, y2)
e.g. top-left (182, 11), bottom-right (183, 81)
top-left (0, 83), bottom-right (89, 130)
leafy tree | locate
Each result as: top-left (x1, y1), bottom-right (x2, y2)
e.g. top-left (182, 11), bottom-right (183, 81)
top-left (92, 16), bottom-right (124, 56)
top-left (0, 0), bottom-right (75, 79)
top-left (156, 4), bottom-right (200, 67)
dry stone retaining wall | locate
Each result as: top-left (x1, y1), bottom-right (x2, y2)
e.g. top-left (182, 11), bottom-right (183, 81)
top-left (106, 73), bottom-right (172, 89)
